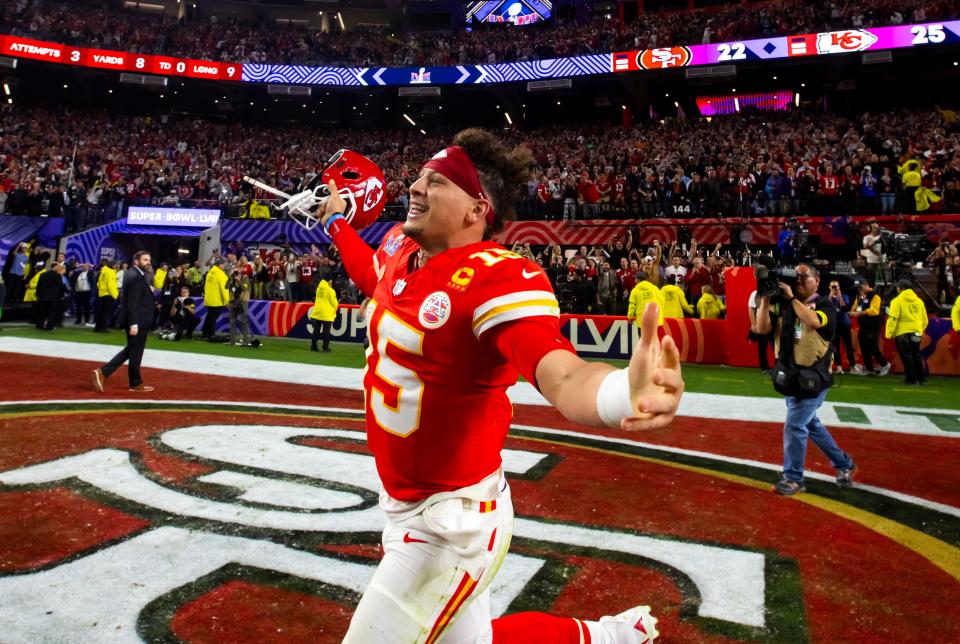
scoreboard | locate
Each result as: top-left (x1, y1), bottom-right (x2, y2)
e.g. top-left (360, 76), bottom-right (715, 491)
top-left (1, 20), bottom-right (958, 88)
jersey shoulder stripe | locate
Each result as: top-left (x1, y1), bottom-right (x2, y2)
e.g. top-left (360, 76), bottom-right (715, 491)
top-left (472, 289), bottom-right (559, 338)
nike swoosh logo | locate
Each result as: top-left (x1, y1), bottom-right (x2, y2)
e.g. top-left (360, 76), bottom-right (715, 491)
top-left (403, 532), bottom-right (428, 544)
top-left (521, 269), bottom-right (540, 279)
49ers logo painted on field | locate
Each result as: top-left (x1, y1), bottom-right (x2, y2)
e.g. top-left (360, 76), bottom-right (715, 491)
top-left (1, 384), bottom-right (958, 644)
top-left (637, 46), bottom-right (692, 69)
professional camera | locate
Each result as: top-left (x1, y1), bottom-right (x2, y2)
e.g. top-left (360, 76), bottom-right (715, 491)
top-left (754, 254), bottom-right (798, 299)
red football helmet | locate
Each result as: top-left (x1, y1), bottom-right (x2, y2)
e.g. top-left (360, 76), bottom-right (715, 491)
top-left (244, 149), bottom-right (386, 231)
top-left (297, 149), bottom-right (386, 231)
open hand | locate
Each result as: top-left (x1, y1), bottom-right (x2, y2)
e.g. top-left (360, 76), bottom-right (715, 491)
top-left (623, 302), bottom-right (684, 431)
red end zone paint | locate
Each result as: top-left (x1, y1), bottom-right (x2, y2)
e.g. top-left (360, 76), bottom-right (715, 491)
top-left (0, 489), bottom-right (149, 572)
top-left (171, 581), bottom-right (351, 644)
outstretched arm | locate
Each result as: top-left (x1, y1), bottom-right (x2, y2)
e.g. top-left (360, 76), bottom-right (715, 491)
top-left (320, 180), bottom-right (378, 297)
top-left (535, 303), bottom-right (683, 430)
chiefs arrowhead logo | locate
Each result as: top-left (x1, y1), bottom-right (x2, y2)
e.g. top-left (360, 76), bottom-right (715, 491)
top-left (363, 177), bottom-right (384, 212)
top-left (815, 29), bottom-right (879, 54)
top-left (636, 46), bottom-right (692, 70)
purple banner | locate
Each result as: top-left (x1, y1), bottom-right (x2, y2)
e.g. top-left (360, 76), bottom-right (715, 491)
top-left (127, 206), bottom-right (221, 228)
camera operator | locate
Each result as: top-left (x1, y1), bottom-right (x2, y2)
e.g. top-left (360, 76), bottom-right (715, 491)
top-left (755, 264), bottom-right (856, 496)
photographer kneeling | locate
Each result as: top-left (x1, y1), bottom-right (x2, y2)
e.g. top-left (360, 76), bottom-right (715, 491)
top-left (756, 264), bottom-right (856, 496)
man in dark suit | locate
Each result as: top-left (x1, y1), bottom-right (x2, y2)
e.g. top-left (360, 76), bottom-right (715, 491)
top-left (92, 251), bottom-right (156, 392)
top-left (36, 263), bottom-right (66, 330)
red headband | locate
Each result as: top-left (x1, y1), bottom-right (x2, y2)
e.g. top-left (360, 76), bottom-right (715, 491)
top-left (423, 146), bottom-right (495, 226)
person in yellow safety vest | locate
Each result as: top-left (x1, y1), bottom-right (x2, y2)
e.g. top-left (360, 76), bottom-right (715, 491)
top-left (660, 276), bottom-right (693, 319)
top-left (202, 258), bottom-right (230, 339)
top-left (697, 284), bottom-right (726, 319)
top-left (898, 159), bottom-right (923, 214)
top-left (251, 200), bottom-right (271, 219)
top-left (628, 279), bottom-right (664, 328)
top-left (95, 260), bottom-right (119, 332)
top-left (309, 275), bottom-right (339, 352)
top-left (153, 263), bottom-right (168, 290)
top-left (23, 266), bottom-right (45, 303)
top-left (885, 279), bottom-right (929, 385)
top-left (952, 294), bottom-right (960, 332)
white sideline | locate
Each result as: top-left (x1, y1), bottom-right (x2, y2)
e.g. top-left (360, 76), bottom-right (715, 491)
top-left (0, 336), bottom-right (958, 438)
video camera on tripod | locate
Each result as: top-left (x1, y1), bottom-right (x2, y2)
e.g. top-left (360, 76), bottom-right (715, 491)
top-left (878, 228), bottom-right (928, 263)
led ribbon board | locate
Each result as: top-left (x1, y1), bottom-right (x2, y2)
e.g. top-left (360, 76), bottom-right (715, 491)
top-left (1, 21), bottom-right (957, 87)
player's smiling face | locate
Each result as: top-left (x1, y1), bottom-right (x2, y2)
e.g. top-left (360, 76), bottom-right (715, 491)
top-left (404, 168), bottom-right (477, 246)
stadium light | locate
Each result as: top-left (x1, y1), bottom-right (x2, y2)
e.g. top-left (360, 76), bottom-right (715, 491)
top-left (795, 92), bottom-right (800, 107)
top-left (2, 84), bottom-right (9, 95)
top-left (734, 97), bottom-right (740, 112)
top-left (420, 129), bottom-right (426, 135)
top-left (403, 113), bottom-right (416, 126)
top-left (6, 98), bottom-right (11, 105)
top-left (773, 76), bottom-right (778, 80)
top-left (954, 61), bottom-right (958, 66)
top-left (673, 101), bottom-right (679, 107)
top-left (504, 112), bottom-right (513, 124)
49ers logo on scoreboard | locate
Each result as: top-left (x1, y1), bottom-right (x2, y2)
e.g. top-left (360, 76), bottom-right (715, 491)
top-left (636, 46), bottom-right (692, 70)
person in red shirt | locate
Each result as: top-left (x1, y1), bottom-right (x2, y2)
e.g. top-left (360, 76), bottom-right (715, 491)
top-left (321, 129), bottom-right (679, 643)
top-left (298, 254), bottom-right (317, 301)
top-left (613, 173), bottom-right (627, 208)
top-left (596, 173), bottom-right (612, 204)
top-left (685, 255), bottom-right (710, 305)
top-left (818, 163), bottom-right (840, 216)
top-left (577, 172), bottom-right (601, 219)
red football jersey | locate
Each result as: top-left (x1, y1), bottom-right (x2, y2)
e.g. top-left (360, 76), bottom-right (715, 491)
top-left (364, 225), bottom-right (561, 501)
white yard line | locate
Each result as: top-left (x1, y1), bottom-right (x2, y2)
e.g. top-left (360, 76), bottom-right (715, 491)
top-left (1, 336), bottom-right (958, 437)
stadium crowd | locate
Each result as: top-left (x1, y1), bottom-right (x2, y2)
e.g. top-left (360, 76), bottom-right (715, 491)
top-left (2, 106), bottom-right (960, 222)
top-left (0, 0), bottom-right (955, 67)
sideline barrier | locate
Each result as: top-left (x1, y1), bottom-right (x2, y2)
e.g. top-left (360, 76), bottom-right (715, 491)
top-left (189, 292), bottom-right (958, 376)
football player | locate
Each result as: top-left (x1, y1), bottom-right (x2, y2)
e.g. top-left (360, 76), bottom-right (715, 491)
top-left (322, 129), bottom-right (682, 643)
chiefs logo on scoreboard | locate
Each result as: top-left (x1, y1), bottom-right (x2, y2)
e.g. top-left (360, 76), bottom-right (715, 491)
top-left (636, 46), bottom-right (693, 70)
top-left (815, 29), bottom-right (879, 54)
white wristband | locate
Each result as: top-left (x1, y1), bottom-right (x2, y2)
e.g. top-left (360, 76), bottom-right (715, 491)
top-left (596, 368), bottom-right (634, 429)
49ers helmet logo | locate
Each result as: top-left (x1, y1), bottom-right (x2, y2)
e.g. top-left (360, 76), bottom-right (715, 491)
top-left (637, 46), bottom-right (692, 69)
